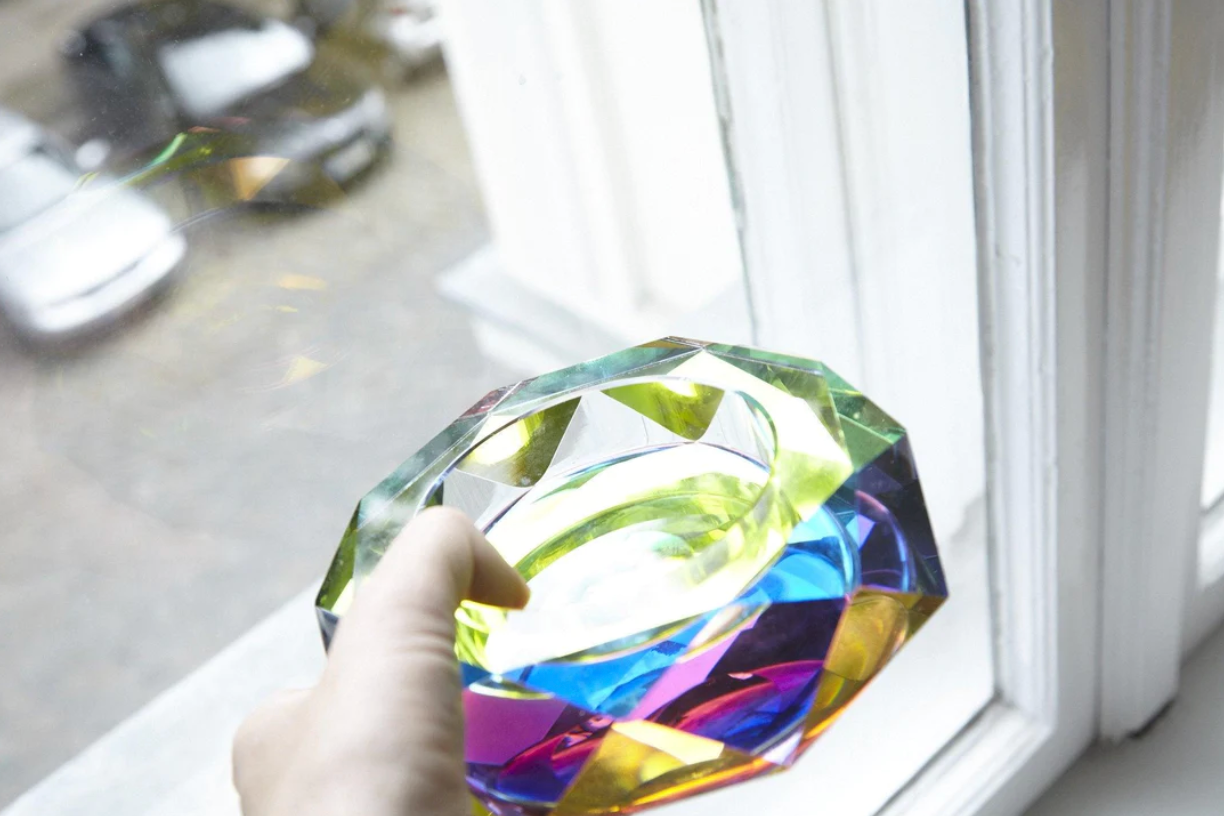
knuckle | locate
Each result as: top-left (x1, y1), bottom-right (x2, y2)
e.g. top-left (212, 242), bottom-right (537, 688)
top-left (232, 709), bottom-right (267, 764)
top-left (232, 690), bottom-right (307, 769)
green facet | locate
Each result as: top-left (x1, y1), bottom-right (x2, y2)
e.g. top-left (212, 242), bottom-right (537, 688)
top-left (698, 350), bottom-right (846, 455)
top-left (604, 381), bottom-right (726, 441)
top-left (354, 412), bottom-right (485, 528)
top-left (496, 341), bottom-right (702, 413)
top-left (813, 362), bottom-right (906, 468)
top-left (316, 511), bottom-right (358, 611)
top-left (456, 398), bottom-right (581, 486)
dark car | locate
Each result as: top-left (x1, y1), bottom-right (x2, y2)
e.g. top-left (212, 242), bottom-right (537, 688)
top-left (61, 0), bottom-right (391, 200)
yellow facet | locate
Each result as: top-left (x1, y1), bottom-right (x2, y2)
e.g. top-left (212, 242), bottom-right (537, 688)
top-left (553, 723), bottom-right (776, 815)
top-left (459, 398), bottom-right (581, 486)
top-left (824, 591), bottom-right (910, 682)
top-left (604, 380), bottom-right (726, 440)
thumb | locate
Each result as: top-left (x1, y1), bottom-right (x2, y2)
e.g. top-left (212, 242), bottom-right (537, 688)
top-left (327, 505), bottom-right (530, 675)
top-left (360, 505), bottom-right (531, 622)
top-left (307, 507), bottom-right (529, 816)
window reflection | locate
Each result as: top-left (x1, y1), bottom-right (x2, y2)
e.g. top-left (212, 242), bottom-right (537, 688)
top-left (0, 0), bottom-right (472, 805)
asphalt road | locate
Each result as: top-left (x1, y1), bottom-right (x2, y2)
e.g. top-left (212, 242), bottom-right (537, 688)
top-left (0, 1), bottom-right (512, 804)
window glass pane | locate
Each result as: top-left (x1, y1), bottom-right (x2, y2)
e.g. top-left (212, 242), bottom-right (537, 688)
top-left (0, 0), bottom-right (486, 803)
top-left (0, 1), bottom-right (988, 814)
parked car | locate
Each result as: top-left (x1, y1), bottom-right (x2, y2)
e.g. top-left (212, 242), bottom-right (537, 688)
top-left (367, 0), bottom-right (444, 76)
top-left (61, 0), bottom-right (392, 200)
top-left (0, 108), bottom-right (186, 339)
top-left (298, 0), bottom-right (442, 79)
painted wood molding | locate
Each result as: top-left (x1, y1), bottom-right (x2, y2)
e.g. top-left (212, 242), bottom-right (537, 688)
top-left (1100, 0), bottom-right (1224, 740)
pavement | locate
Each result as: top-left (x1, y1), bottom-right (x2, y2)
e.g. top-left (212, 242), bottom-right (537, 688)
top-left (0, 0), bottom-right (512, 805)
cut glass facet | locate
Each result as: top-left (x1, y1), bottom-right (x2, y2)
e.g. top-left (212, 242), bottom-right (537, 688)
top-left (315, 338), bottom-right (947, 815)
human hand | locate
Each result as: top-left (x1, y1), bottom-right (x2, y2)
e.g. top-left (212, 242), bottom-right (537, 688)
top-left (233, 507), bottom-right (530, 816)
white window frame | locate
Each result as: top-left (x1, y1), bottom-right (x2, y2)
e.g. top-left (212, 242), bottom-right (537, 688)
top-left (1096, 0), bottom-right (1224, 739)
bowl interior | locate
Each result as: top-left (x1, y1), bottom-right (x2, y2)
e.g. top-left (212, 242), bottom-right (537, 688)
top-left (425, 377), bottom-right (789, 674)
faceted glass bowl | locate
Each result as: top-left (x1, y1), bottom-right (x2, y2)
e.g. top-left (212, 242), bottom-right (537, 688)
top-left (316, 338), bottom-right (947, 815)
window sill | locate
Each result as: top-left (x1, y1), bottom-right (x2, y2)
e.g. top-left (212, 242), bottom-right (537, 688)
top-left (1027, 618), bottom-right (1224, 815)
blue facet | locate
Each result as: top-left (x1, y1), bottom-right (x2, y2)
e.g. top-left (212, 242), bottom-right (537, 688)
top-left (502, 614), bottom-right (714, 717)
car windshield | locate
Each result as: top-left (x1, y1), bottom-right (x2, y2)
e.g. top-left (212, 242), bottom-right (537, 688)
top-left (0, 144), bottom-right (78, 232)
top-left (157, 19), bottom-right (314, 119)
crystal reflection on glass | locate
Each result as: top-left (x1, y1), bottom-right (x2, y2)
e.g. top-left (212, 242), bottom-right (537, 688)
top-left (0, 108), bottom-right (188, 339)
top-left (316, 338), bottom-right (949, 815)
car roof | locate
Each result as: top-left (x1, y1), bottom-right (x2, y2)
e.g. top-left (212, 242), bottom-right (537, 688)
top-left (0, 108), bottom-right (42, 168)
top-left (85, 0), bottom-right (265, 44)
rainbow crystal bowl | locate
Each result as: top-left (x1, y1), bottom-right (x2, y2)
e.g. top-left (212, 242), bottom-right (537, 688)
top-left (316, 338), bottom-right (947, 815)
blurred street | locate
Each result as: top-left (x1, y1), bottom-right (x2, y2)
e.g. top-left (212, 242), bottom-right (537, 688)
top-left (0, 0), bottom-right (508, 804)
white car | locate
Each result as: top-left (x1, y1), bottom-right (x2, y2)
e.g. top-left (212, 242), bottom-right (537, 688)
top-left (375, 0), bottom-right (443, 73)
top-left (0, 108), bottom-right (186, 339)
top-left (299, 0), bottom-right (442, 77)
